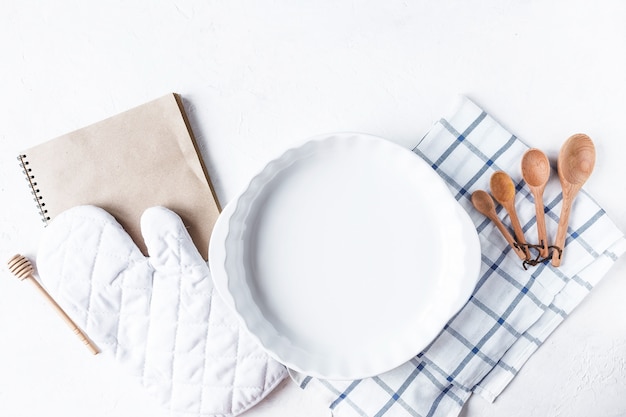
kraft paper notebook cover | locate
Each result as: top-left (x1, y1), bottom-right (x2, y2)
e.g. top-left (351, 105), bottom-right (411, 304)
top-left (18, 93), bottom-right (220, 260)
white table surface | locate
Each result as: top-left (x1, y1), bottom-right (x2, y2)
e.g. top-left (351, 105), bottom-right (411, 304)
top-left (1, 1), bottom-right (626, 416)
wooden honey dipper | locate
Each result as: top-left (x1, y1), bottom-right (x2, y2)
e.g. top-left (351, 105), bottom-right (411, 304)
top-left (7, 254), bottom-right (99, 355)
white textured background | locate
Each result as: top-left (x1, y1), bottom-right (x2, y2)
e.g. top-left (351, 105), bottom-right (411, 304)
top-left (1, 1), bottom-right (625, 416)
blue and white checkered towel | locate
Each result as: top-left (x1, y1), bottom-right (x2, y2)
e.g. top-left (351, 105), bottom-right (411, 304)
top-left (290, 96), bottom-right (626, 417)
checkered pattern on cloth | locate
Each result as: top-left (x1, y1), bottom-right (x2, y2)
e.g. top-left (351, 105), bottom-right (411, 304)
top-left (290, 96), bottom-right (626, 417)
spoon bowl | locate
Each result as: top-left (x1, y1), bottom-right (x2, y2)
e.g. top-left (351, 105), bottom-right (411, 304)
top-left (521, 149), bottom-right (551, 257)
top-left (471, 189), bottom-right (497, 215)
top-left (490, 171), bottom-right (516, 204)
top-left (471, 190), bottom-right (527, 260)
top-left (490, 171), bottom-right (530, 259)
top-left (559, 134), bottom-right (596, 185)
top-left (552, 134), bottom-right (596, 266)
top-left (521, 149), bottom-right (551, 187)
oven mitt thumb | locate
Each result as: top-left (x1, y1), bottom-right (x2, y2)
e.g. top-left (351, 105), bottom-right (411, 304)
top-left (36, 205), bottom-right (287, 417)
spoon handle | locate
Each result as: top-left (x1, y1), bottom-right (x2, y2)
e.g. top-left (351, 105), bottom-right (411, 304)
top-left (490, 215), bottom-right (527, 260)
top-left (505, 203), bottom-right (530, 260)
top-left (533, 193), bottom-right (549, 257)
top-left (551, 196), bottom-right (573, 267)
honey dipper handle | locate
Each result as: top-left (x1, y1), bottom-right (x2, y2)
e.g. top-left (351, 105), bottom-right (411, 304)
top-left (26, 276), bottom-right (100, 355)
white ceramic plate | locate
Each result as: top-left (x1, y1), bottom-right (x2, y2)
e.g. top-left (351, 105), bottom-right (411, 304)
top-left (209, 133), bottom-right (481, 380)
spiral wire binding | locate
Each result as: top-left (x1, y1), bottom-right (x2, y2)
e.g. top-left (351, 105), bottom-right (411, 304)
top-left (17, 154), bottom-right (50, 224)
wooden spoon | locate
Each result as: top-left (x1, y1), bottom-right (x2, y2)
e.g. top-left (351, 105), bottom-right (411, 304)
top-left (471, 190), bottom-right (527, 260)
top-left (521, 149), bottom-right (551, 257)
top-left (490, 171), bottom-right (530, 260)
top-left (551, 134), bottom-right (596, 267)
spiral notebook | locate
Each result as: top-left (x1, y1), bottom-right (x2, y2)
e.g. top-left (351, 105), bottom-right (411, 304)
top-left (18, 93), bottom-right (220, 260)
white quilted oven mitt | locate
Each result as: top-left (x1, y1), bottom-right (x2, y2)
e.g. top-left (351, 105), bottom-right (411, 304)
top-left (37, 205), bottom-right (287, 417)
